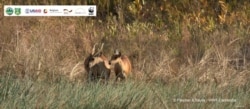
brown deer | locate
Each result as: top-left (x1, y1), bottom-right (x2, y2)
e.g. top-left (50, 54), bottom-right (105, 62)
top-left (84, 43), bottom-right (110, 82)
top-left (109, 49), bottom-right (132, 81)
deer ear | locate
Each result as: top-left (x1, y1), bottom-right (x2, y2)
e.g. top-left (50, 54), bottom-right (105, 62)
top-left (114, 49), bottom-right (121, 55)
top-left (118, 51), bottom-right (121, 57)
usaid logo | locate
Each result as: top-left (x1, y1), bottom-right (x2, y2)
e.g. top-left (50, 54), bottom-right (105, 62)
top-left (25, 9), bottom-right (42, 14)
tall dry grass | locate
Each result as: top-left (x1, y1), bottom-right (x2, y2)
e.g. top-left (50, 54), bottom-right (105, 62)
top-left (0, 16), bottom-right (249, 86)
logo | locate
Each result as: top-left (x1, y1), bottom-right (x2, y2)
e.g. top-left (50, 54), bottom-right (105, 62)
top-left (25, 8), bottom-right (29, 14)
top-left (25, 9), bottom-right (42, 14)
top-left (88, 7), bottom-right (94, 15)
top-left (49, 9), bottom-right (62, 13)
top-left (15, 8), bottom-right (21, 15)
top-left (43, 9), bottom-right (48, 14)
top-left (63, 9), bottom-right (72, 14)
top-left (6, 7), bottom-right (13, 15)
top-left (75, 8), bottom-right (85, 14)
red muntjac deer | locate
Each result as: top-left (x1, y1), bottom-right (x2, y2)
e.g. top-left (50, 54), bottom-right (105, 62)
top-left (109, 49), bottom-right (132, 81)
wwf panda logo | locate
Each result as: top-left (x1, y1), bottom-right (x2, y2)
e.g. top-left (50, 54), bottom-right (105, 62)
top-left (88, 7), bottom-right (94, 15)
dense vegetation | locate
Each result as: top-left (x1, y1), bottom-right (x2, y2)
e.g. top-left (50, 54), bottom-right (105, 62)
top-left (0, 0), bottom-right (249, 108)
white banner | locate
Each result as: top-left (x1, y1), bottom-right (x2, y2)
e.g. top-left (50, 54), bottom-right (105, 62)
top-left (4, 5), bottom-right (96, 16)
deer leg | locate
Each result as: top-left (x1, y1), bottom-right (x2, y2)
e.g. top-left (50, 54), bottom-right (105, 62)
top-left (88, 70), bottom-right (93, 82)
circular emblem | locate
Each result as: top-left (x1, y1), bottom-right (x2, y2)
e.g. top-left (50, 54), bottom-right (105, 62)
top-left (6, 7), bottom-right (13, 15)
